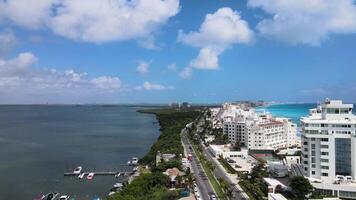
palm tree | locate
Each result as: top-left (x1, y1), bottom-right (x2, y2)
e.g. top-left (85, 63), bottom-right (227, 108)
top-left (226, 188), bottom-right (233, 200)
top-left (185, 174), bottom-right (195, 190)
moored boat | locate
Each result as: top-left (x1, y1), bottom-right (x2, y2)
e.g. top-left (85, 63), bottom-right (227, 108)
top-left (73, 166), bottom-right (82, 174)
top-left (42, 192), bottom-right (59, 200)
top-left (87, 172), bottom-right (94, 180)
top-left (78, 173), bottom-right (85, 179)
top-left (58, 195), bottom-right (70, 200)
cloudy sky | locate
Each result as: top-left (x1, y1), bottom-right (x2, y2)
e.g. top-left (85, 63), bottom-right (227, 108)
top-left (0, 0), bottom-right (356, 104)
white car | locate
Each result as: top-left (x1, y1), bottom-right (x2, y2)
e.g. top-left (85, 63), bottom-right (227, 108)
top-left (196, 193), bottom-right (202, 200)
top-left (193, 186), bottom-right (198, 193)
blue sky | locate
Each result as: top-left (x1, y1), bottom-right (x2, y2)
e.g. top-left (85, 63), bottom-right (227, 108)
top-left (0, 0), bottom-right (356, 104)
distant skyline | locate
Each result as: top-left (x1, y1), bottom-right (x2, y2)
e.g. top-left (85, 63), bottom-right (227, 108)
top-left (0, 0), bottom-right (356, 104)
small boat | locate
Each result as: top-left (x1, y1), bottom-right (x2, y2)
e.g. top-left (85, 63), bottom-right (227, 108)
top-left (115, 172), bottom-right (121, 178)
top-left (131, 157), bottom-right (138, 165)
top-left (42, 192), bottom-right (59, 200)
top-left (127, 157), bottom-right (138, 165)
top-left (108, 191), bottom-right (116, 196)
top-left (87, 172), bottom-right (95, 180)
top-left (58, 195), bottom-right (70, 200)
top-left (113, 183), bottom-right (123, 188)
top-left (73, 166), bottom-right (82, 174)
top-left (78, 173), bottom-right (85, 179)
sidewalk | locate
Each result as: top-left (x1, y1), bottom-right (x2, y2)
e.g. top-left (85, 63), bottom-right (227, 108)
top-left (208, 151), bottom-right (250, 199)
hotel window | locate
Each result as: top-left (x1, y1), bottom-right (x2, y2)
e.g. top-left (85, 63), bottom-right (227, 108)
top-left (321, 152), bottom-right (329, 156)
top-left (311, 151), bottom-right (316, 156)
top-left (321, 166), bottom-right (329, 170)
top-left (312, 164), bottom-right (316, 168)
top-left (311, 158), bottom-right (316, 163)
top-left (312, 171), bottom-right (315, 175)
top-left (322, 173), bottom-right (328, 176)
top-left (321, 138), bottom-right (328, 142)
top-left (321, 145), bottom-right (328, 149)
top-left (311, 144), bottom-right (316, 149)
top-left (321, 159), bottom-right (329, 162)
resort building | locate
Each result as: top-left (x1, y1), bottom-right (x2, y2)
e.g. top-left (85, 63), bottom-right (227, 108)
top-left (217, 103), bottom-right (299, 150)
top-left (301, 99), bottom-right (356, 199)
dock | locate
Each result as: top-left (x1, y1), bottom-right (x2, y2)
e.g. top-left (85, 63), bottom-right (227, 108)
top-left (64, 165), bottom-right (135, 177)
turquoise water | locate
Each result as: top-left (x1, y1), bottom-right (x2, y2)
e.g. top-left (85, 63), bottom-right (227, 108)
top-left (0, 105), bottom-right (160, 200)
top-left (257, 103), bottom-right (356, 125)
top-left (256, 103), bottom-right (316, 125)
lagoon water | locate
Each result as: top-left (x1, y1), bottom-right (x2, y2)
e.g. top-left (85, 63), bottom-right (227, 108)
top-left (0, 105), bottom-right (160, 200)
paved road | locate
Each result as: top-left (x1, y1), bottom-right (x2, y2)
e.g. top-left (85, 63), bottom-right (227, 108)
top-left (196, 115), bottom-right (248, 200)
top-left (182, 129), bottom-right (214, 200)
top-left (203, 147), bottom-right (248, 200)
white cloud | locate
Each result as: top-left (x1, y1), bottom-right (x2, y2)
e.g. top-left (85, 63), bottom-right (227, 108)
top-left (248, 0), bottom-right (356, 45)
top-left (178, 7), bottom-right (253, 71)
top-left (167, 63), bottom-right (177, 71)
top-left (179, 67), bottom-right (193, 79)
top-left (0, 52), bottom-right (123, 102)
top-left (0, 0), bottom-right (180, 45)
top-left (91, 76), bottom-right (121, 90)
top-left (136, 61), bottom-right (150, 74)
top-left (189, 47), bottom-right (220, 70)
top-left (0, 0), bottom-right (53, 29)
top-left (135, 81), bottom-right (174, 91)
top-left (0, 29), bottom-right (17, 57)
top-left (178, 8), bottom-right (253, 48)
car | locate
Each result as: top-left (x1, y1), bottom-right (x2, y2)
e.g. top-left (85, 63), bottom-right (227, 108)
top-left (193, 186), bottom-right (198, 193)
top-left (209, 193), bottom-right (217, 200)
top-left (195, 193), bottom-right (202, 200)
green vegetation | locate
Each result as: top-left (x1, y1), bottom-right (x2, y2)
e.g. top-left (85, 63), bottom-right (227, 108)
top-left (211, 128), bottom-right (228, 145)
top-left (138, 108), bottom-right (200, 165)
top-left (152, 160), bottom-right (182, 172)
top-left (289, 176), bottom-right (313, 199)
top-left (217, 156), bottom-right (237, 174)
top-left (109, 107), bottom-right (201, 200)
top-left (108, 172), bottom-right (177, 200)
top-left (238, 163), bottom-right (268, 200)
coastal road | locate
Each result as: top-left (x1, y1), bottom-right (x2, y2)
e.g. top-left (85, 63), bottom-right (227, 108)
top-left (203, 146), bottom-right (248, 200)
top-left (181, 129), bottom-right (214, 200)
top-left (196, 115), bottom-right (248, 200)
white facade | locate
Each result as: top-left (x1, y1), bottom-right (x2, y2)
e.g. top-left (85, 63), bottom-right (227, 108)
top-left (219, 104), bottom-right (299, 150)
top-left (301, 99), bottom-right (356, 198)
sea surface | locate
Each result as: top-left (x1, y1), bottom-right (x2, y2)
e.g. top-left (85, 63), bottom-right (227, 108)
top-left (256, 103), bottom-right (316, 125)
top-left (257, 103), bottom-right (356, 125)
top-left (0, 105), bottom-right (160, 200)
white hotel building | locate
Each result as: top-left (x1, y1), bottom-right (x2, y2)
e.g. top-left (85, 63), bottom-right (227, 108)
top-left (301, 99), bottom-right (356, 199)
top-left (219, 103), bottom-right (299, 150)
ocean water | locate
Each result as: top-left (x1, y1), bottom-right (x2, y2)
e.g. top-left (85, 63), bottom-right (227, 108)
top-left (256, 103), bottom-right (316, 125)
top-left (0, 105), bottom-right (160, 200)
top-left (257, 103), bottom-right (356, 125)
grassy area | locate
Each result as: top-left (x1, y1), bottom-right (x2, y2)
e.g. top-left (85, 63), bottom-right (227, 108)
top-left (138, 108), bottom-right (201, 165)
top-left (217, 157), bottom-right (237, 174)
top-left (190, 141), bottom-right (227, 200)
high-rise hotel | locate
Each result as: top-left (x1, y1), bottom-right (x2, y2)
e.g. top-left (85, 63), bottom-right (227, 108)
top-left (301, 99), bottom-right (356, 198)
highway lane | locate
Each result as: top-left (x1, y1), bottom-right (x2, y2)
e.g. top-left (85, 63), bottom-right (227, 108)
top-left (181, 129), bottom-right (214, 200)
top-left (196, 114), bottom-right (248, 200)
